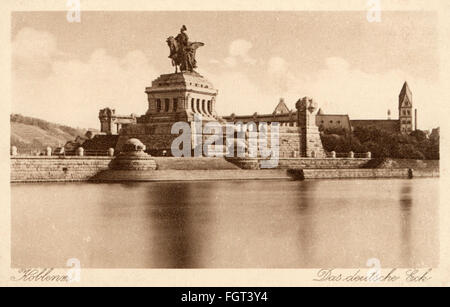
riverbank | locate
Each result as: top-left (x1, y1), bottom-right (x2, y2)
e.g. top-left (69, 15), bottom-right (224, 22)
top-left (90, 168), bottom-right (437, 182)
top-left (10, 156), bottom-right (439, 183)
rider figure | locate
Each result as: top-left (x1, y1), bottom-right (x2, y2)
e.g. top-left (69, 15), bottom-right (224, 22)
top-left (175, 25), bottom-right (196, 71)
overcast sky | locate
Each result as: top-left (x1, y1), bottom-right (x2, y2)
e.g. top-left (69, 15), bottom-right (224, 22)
top-left (12, 11), bottom-right (440, 130)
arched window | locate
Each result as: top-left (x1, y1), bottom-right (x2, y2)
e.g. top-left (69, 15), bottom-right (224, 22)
top-left (202, 100), bottom-right (206, 114)
top-left (196, 99), bottom-right (200, 113)
top-left (207, 100), bottom-right (212, 113)
top-left (156, 99), bottom-right (161, 112)
top-left (165, 99), bottom-right (170, 112)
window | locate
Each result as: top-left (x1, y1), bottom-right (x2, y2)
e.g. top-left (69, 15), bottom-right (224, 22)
top-left (202, 100), bottom-right (206, 114)
top-left (165, 99), bottom-right (170, 112)
top-left (207, 100), bottom-right (212, 113)
top-left (196, 99), bottom-right (200, 113)
top-left (330, 120), bottom-right (333, 123)
top-left (156, 99), bottom-right (161, 112)
top-left (173, 98), bottom-right (178, 112)
top-left (407, 110), bottom-right (411, 115)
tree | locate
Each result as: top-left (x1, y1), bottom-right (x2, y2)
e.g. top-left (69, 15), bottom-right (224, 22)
top-left (320, 125), bottom-right (440, 160)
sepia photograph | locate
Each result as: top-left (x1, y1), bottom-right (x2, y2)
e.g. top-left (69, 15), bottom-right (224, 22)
top-left (1, 0), bottom-right (449, 290)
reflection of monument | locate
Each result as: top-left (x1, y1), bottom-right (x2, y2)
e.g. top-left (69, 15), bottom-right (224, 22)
top-left (82, 26), bottom-right (326, 158)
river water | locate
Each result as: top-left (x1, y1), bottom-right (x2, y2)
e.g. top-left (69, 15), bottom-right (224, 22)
top-left (11, 178), bottom-right (439, 268)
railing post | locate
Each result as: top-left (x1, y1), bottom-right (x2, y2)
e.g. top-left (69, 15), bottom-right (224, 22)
top-left (108, 148), bottom-right (115, 157)
top-left (46, 147), bottom-right (52, 156)
top-left (331, 151), bottom-right (336, 158)
top-left (366, 151), bottom-right (372, 159)
top-left (77, 147), bottom-right (84, 157)
top-left (11, 146), bottom-right (18, 156)
top-left (348, 151), bottom-right (354, 158)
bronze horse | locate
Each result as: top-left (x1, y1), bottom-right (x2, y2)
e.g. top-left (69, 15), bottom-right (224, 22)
top-left (167, 36), bottom-right (204, 73)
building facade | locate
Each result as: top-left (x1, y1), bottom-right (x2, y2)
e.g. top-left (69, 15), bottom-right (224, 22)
top-left (223, 81), bottom-right (417, 135)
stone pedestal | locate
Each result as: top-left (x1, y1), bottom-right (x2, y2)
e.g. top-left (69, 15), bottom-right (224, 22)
top-left (116, 72), bottom-right (222, 156)
top-left (112, 138), bottom-right (157, 170)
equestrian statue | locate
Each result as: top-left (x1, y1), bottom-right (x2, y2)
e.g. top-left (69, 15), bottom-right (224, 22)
top-left (167, 25), bottom-right (204, 73)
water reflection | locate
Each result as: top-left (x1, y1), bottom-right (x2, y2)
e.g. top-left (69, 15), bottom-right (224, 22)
top-left (399, 184), bottom-right (413, 267)
top-left (295, 181), bottom-right (315, 266)
top-left (11, 179), bottom-right (439, 268)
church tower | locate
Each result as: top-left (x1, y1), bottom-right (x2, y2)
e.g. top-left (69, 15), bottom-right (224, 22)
top-left (398, 81), bottom-right (413, 134)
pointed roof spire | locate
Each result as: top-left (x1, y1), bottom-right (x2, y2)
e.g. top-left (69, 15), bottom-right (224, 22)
top-left (273, 98), bottom-right (290, 114)
top-left (399, 81), bottom-right (412, 103)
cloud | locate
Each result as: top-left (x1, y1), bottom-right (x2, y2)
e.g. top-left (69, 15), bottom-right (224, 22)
top-left (12, 27), bottom-right (59, 61)
top-left (12, 28), bottom-right (158, 129)
top-left (267, 57), bottom-right (288, 74)
top-left (211, 39), bottom-right (257, 68)
top-left (229, 39), bottom-right (252, 57)
top-left (223, 56), bottom-right (237, 68)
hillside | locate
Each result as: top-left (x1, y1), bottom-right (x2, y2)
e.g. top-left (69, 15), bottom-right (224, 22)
top-left (10, 114), bottom-right (89, 154)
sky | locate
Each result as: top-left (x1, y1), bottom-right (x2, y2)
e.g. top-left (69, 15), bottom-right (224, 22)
top-left (11, 11), bottom-right (440, 130)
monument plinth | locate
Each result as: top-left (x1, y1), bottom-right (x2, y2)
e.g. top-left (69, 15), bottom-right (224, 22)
top-left (143, 71), bottom-right (219, 123)
top-left (111, 138), bottom-right (157, 170)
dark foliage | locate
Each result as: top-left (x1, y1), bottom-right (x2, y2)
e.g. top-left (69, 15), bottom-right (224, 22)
top-left (320, 125), bottom-right (439, 160)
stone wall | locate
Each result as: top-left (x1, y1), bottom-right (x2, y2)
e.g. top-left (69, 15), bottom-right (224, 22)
top-left (11, 156), bottom-right (113, 182)
top-left (11, 156), bottom-right (437, 183)
top-left (302, 168), bottom-right (410, 179)
top-left (115, 123), bottom-right (176, 155)
top-left (278, 127), bottom-right (301, 158)
top-left (227, 157), bottom-right (371, 169)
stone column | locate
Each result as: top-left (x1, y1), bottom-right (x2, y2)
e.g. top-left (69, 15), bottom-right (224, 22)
top-left (296, 97), bottom-right (326, 158)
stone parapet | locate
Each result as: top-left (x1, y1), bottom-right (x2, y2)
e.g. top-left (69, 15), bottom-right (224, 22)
top-left (11, 156), bottom-right (113, 182)
top-left (227, 157), bottom-right (371, 170)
